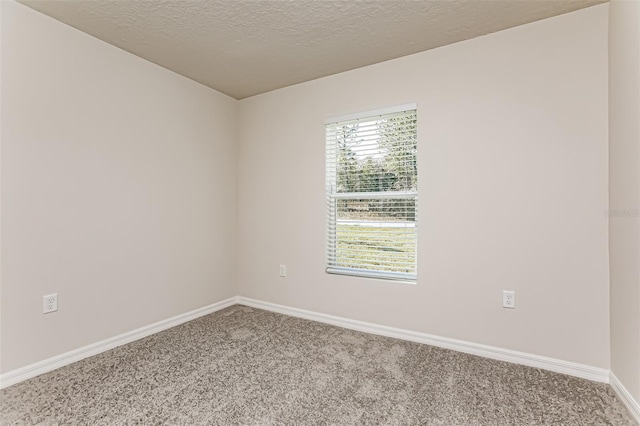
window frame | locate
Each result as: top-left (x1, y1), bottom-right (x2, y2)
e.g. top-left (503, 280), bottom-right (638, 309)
top-left (325, 103), bottom-right (418, 283)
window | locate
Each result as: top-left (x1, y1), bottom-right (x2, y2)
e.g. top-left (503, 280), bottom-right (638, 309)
top-left (325, 104), bottom-right (418, 282)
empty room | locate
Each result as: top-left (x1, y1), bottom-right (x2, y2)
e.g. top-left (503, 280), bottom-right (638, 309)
top-left (1, 0), bottom-right (639, 424)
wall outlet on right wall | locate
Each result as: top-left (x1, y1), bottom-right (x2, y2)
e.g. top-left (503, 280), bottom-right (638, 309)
top-left (43, 293), bottom-right (58, 314)
top-left (502, 290), bottom-right (516, 309)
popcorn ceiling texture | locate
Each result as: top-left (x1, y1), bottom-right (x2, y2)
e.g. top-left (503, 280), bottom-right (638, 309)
top-left (1, 306), bottom-right (635, 425)
top-left (18, 0), bottom-right (604, 99)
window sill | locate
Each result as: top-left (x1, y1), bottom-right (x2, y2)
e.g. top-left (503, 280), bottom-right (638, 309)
top-left (326, 267), bottom-right (416, 284)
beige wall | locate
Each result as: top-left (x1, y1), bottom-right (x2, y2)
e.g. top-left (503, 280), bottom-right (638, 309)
top-left (609, 0), bottom-right (640, 402)
top-left (237, 5), bottom-right (610, 368)
top-left (0, 1), bottom-right (238, 372)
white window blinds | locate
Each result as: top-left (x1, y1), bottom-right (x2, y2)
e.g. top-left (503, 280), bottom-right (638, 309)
top-left (325, 105), bottom-right (418, 282)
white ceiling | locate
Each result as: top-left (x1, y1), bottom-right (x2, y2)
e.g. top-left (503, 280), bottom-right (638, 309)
top-left (19, 0), bottom-right (605, 100)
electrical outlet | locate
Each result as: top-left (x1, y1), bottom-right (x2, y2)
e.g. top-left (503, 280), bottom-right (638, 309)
top-left (279, 265), bottom-right (286, 277)
top-left (502, 290), bottom-right (515, 309)
top-left (43, 293), bottom-right (58, 314)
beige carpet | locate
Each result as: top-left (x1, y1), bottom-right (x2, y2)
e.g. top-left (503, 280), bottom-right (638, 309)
top-left (0, 305), bottom-right (635, 425)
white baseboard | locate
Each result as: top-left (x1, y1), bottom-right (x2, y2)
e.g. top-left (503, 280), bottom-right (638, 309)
top-left (237, 296), bottom-right (610, 383)
top-left (1, 295), bottom-right (615, 392)
top-left (610, 372), bottom-right (640, 424)
top-left (0, 297), bottom-right (237, 389)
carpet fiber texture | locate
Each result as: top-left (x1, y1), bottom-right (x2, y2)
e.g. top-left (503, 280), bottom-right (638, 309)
top-left (1, 305), bottom-right (636, 425)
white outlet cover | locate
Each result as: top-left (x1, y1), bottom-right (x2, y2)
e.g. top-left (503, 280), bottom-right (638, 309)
top-left (502, 290), bottom-right (515, 309)
top-left (43, 293), bottom-right (58, 314)
top-left (279, 265), bottom-right (286, 277)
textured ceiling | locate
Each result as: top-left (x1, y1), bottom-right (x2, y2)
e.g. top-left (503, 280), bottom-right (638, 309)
top-left (18, 0), bottom-right (605, 99)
